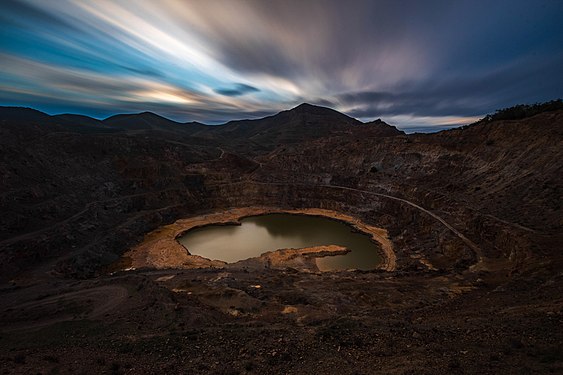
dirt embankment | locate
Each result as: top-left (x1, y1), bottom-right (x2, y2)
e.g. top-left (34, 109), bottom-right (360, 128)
top-left (121, 207), bottom-right (396, 272)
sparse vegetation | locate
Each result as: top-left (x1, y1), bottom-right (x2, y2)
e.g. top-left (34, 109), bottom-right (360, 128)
top-left (481, 99), bottom-right (563, 123)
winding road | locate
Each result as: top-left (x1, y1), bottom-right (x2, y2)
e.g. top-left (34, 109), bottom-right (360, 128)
top-left (222, 181), bottom-right (484, 263)
top-left (2, 174), bottom-right (483, 267)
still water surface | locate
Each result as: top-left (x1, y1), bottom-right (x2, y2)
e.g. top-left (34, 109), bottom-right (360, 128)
top-left (178, 213), bottom-right (381, 271)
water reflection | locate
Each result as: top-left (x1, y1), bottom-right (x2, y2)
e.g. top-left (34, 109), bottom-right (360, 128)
top-left (178, 214), bottom-right (381, 271)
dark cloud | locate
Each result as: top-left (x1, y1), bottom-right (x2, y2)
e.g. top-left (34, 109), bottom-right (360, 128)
top-left (214, 83), bottom-right (260, 97)
top-left (339, 52), bottom-right (563, 119)
top-left (309, 98), bottom-right (337, 108)
top-left (0, 0), bottom-right (562, 129)
top-left (197, 0), bottom-right (430, 91)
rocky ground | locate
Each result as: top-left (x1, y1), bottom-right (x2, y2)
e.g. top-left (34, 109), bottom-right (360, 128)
top-left (1, 266), bottom-right (562, 374)
top-left (0, 104), bottom-right (562, 374)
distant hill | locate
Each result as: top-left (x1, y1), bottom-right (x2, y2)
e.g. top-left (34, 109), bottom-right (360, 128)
top-left (52, 114), bottom-right (107, 128)
top-left (0, 104), bottom-right (404, 151)
top-left (0, 106), bottom-right (51, 122)
top-left (190, 103), bottom-right (403, 149)
top-left (103, 111), bottom-right (191, 133)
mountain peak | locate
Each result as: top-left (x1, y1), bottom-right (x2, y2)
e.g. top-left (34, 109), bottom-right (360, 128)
top-left (285, 103), bottom-right (358, 122)
top-left (363, 118), bottom-right (405, 136)
top-left (293, 102), bottom-right (317, 109)
top-left (290, 102), bottom-right (331, 113)
top-left (138, 111), bottom-right (160, 117)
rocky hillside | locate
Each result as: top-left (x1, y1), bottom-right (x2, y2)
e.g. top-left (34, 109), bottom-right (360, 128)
top-left (1, 103), bottom-right (562, 374)
top-left (0, 104), bottom-right (561, 279)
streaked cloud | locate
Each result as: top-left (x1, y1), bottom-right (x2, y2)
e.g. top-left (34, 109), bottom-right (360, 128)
top-left (214, 83), bottom-right (260, 97)
top-left (0, 0), bottom-right (562, 128)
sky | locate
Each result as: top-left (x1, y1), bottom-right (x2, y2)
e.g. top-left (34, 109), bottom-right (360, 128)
top-left (0, 0), bottom-right (562, 131)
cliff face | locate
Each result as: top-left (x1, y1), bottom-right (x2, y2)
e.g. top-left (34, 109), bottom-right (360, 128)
top-left (0, 105), bottom-right (561, 279)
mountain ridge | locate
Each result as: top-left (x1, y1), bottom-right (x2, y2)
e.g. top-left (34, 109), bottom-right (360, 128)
top-left (0, 104), bottom-right (404, 149)
top-left (0, 103), bottom-right (398, 131)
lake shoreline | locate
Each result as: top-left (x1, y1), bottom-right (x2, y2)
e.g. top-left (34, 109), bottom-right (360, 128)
top-left (120, 207), bottom-right (396, 272)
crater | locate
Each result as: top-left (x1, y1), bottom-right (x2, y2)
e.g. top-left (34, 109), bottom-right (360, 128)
top-left (178, 213), bottom-right (381, 271)
top-left (121, 207), bottom-right (396, 272)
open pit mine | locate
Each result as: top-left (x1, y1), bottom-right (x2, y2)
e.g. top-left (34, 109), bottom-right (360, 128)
top-left (0, 102), bottom-right (562, 374)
